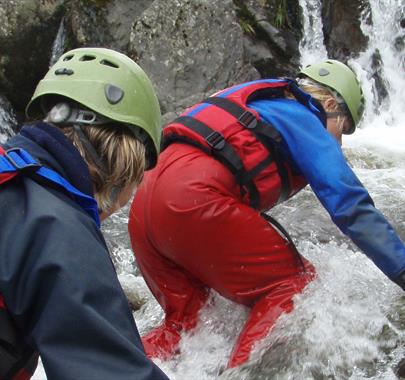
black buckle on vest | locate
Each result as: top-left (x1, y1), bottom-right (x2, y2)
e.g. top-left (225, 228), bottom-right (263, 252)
top-left (238, 111), bottom-right (257, 129)
top-left (206, 131), bottom-right (225, 150)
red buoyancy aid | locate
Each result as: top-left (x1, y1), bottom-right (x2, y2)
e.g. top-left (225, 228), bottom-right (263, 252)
top-left (162, 79), bottom-right (308, 211)
top-left (0, 146), bottom-right (39, 380)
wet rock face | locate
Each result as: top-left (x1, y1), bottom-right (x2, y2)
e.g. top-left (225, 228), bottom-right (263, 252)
top-left (68, 0), bottom-right (153, 52)
top-left (0, 0), bottom-right (372, 121)
top-left (129, 0), bottom-right (259, 116)
top-left (234, 0), bottom-right (302, 78)
top-left (0, 0), bottom-right (65, 113)
top-left (322, 0), bottom-right (368, 60)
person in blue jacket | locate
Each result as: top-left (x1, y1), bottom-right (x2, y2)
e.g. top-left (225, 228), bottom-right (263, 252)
top-left (0, 48), bottom-right (169, 380)
top-left (128, 60), bottom-right (405, 368)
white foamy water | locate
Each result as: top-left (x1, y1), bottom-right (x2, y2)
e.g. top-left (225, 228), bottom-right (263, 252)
top-left (25, 0), bottom-right (405, 378)
top-left (49, 17), bottom-right (66, 67)
top-left (0, 96), bottom-right (16, 143)
top-left (298, 0), bottom-right (328, 66)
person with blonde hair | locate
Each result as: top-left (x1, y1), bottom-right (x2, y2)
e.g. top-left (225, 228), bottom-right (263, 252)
top-left (128, 60), bottom-right (405, 368)
top-left (0, 48), bottom-right (169, 380)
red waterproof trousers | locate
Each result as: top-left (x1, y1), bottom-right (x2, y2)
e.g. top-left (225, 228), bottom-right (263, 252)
top-left (129, 143), bottom-right (315, 367)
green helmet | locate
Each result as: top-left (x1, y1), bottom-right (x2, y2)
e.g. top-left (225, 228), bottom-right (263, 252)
top-left (26, 47), bottom-right (161, 168)
top-left (298, 59), bottom-right (364, 134)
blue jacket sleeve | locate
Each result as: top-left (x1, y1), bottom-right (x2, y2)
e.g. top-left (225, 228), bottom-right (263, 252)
top-left (0, 179), bottom-right (169, 380)
top-left (250, 98), bottom-right (405, 285)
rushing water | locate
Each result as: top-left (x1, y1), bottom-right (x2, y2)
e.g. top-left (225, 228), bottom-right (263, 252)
top-left (0, 96), bottom-right (17, 143)
top-left (298, 0), bottom-right (328, 66)
top-left (2, 0), bottom-right (399, 378)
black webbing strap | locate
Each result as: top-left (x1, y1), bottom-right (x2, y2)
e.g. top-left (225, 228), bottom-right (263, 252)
top-left (0, 307), bottom-right (38, 379)
top-left (0, 308), bottom-right (19, 350)
top-left (255, 127), bottom-right (290, 204)
top-left (174, 116), bottom-right (261, 208)
top-left (203, 96), bottom-right (290, 203)
top-left (260, 212), bottom-right (306, 271)
top-left (0, 349), bottom-right (39, 380)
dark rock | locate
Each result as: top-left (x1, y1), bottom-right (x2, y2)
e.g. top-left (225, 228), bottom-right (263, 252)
top-left (129, 0), bottom-right (259, 115)
top-left (67, 0), bottom-right (153, 52)
top-left (233, 0), bottom-right (302, 78)
top-left (397, 357), bottom-right (405, 378)
top-left (370, 49), bottom-right (389, 107)
top-left (322, 0), bottom-right (369, 61)
top-left (0, 0), bottom-right (66, 112)
top-left (394, 36), bottom-right (405, 52)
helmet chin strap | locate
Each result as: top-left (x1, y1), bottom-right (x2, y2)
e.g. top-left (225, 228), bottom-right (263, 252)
top-left (72, 124), bottom-right (120, 210)
top-left (72, 124), bottom-right (107, 174)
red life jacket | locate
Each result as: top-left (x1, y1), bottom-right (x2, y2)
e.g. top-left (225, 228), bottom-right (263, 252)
top-left (0, 146), bottom-right (38, 380)
top-left (162, 79), bottom-right (308, 211)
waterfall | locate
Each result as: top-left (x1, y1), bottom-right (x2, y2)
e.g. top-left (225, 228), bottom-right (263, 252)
top-left (298, 0), bottom-right (328, 67)
top-left (350, 1), bottom-right (405, 128)
top-left (49, 17), bottom-right (66, 67)
top-left (346, 0), bottom-right (405, 169)
top-left (0, 96), bottom-right (17, 144)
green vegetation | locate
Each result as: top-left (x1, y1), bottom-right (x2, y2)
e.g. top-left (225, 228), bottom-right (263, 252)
top-left (234, 0), bottom-right (258, 36)
top-left (274, 0), bottom-right (288, 28)
top-left (239, 18), bottom-right (256, 35)
top-left (234, 0), bottom-right (292, 32)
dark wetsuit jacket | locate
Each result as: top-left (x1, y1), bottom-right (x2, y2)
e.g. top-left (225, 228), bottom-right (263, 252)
top-left (0, 123), bottom-right (169, 380)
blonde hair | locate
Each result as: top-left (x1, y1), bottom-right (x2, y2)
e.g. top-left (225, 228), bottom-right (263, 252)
top-left (296, 79), bottom-right (350, 132)
top-left (286, 79), bottom-right (341, 113)
top-left (60, 123), bottom-right (145, 211)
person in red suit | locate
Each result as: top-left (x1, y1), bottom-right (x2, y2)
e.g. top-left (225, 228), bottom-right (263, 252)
top-left (128, 60), bottom-right (405, 368)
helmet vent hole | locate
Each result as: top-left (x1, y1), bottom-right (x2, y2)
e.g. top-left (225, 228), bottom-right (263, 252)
top-left (63, 55), bottom-right (74, 61)
top-left (100, 59), bottom-right (119, 69)
top-left (80, 55), bottom-right (96, 62)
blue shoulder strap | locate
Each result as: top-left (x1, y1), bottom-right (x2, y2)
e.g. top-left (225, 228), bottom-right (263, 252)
top-left (0, 148), bottom-right (100, 228)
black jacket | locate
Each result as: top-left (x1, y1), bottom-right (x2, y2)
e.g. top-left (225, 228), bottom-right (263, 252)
top-left (0, 123), bottom-right (169, 380)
